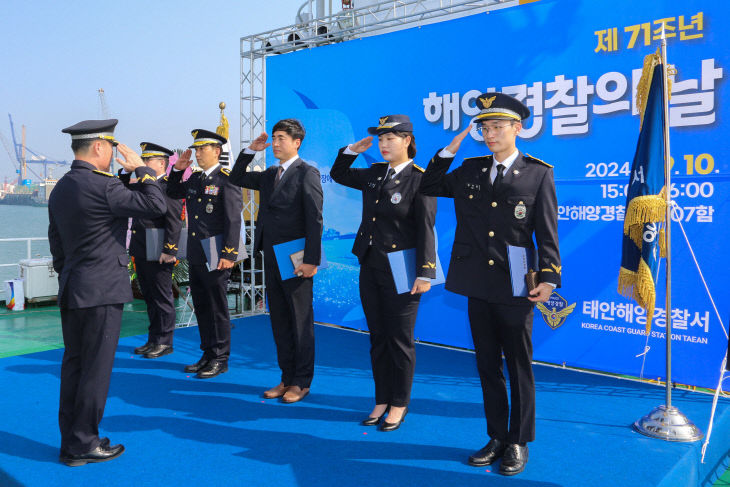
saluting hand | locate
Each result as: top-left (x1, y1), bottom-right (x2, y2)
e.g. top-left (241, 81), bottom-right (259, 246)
top-left (410, 279), bottom-right (431, 295)
top-left (249, 132), bottom-right (271, 152)
top-left (175, 149), bottom-right (193, 170)
top-left (115, 143), bottom-right (145, 172)
top-left (444, 126), bottom-right (472, 155)
top-left (350, 136), bottom-right (373, 153)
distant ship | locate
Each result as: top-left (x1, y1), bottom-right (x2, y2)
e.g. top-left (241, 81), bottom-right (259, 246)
top-left (0, 179), bottom-right (56, 207)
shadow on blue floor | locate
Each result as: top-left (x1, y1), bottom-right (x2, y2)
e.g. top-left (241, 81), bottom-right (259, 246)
top-left (0, 315), bottom-right (728, 487)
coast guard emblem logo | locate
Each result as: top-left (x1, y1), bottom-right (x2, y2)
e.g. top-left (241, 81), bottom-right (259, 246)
top-left (536, 292), bottom-right (576, 330)
top-left (479, 95), bottom-right (496, 108)
top-left (379, 116), bottom-right (388, 126)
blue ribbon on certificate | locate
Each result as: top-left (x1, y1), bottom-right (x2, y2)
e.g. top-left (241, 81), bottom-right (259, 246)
top-left (507, 245), bottom-right (538, 297)
top-left (387, 248), bottom-right (445, 294)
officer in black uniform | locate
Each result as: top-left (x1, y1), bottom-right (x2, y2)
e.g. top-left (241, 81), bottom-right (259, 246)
top-left (330, 114), bottom-right (436, 431)
top-left (166, 129), bottom-right (243, 379)
top-left (420, 93), bottom-right (561, 476)
top-left (119, 143), bottom-right (184, 359)
top-left (49, 120), bottom-right (166, 466)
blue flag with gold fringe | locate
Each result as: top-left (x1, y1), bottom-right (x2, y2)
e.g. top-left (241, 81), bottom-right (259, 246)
top-left (618, 51), bottom-right (668, 333)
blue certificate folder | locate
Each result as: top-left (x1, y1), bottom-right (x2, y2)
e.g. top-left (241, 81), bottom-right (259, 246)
top-left (201, 234), bottom-right (248, 271)
top-left (387, 248), bottom-right (446, 294)
top-left (272, 238), bottom-right (328, 280)
top-left (507, 245), bottom-right (538, 297)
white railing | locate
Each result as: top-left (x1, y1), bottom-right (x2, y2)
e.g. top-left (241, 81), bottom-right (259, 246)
top-left (0, 237), bottom-right (49, 269)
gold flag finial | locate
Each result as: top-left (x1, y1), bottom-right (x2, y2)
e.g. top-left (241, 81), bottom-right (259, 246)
top-left (216, 102), bottom-right (229, 139)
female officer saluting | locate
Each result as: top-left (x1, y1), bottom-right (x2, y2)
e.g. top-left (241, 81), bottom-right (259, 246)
top-left (330, 114), bottom-right (437, 431)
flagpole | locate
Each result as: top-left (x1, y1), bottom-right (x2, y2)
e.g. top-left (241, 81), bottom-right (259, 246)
top-left (662, 22), bottom-right (673, 413)
top-left (633, 27), bottom-right (703, 442)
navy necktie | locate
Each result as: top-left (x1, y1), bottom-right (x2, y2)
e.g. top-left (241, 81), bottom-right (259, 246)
top-left (493, 164), bottom-right (505, 190)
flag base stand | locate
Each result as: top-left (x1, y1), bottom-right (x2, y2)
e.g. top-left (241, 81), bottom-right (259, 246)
top-left (633, 404), bottom-right (704, 442)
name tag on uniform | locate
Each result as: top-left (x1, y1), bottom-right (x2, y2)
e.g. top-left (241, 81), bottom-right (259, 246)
top-left (204, 185), bottom-right (219, 195)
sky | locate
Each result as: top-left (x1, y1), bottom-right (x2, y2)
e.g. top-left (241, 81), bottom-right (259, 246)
top-left (0, 0), bottom-right (316, 181)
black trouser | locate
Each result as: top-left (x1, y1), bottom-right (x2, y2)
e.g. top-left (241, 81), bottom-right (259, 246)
top-left (468, 297), bottom-right (535, 444)
top-left (264, 251), bottom-right (315, 389)
top-left (359, 260), bottom-right (422, 408)
top-left (189, 263), bottom-right (232, 361)
top-left (59, 304), bottom-right (123, 455)
top-left (135, 259), bottom-right (176, 346)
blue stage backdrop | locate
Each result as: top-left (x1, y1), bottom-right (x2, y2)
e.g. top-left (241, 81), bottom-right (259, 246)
top-left (264, 0), bottom-right (728, 390)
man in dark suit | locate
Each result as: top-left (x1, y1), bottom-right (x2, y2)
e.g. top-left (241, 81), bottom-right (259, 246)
top-left (420, 93), bottom-right (561, 476)
top-left (229, 119), bottom-right (323, 403)
top-left (119, 142), bottom-right (184, 359)
top-left (49, 119), bottom-right (166, 466)
top-left (167, 129), bottom-right (243, 379)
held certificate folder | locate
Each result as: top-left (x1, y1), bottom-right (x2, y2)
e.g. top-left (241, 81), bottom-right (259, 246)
top-left (201, 234), bottom-right (249, 271)
top-left (507, 245), bottom-right (538, 297)
top-left (145, 227), bottom-right (188, 261)
top-left (272, 238), bottom-right (328, 280)
top-left (387, 248), bottom-right (445, 294)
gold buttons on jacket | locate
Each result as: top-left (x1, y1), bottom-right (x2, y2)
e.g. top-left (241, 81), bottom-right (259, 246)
top-left (392, 244), bottom-right (397, 249)
top-left (468, 195), bottom-right (473, 199)
top-left (488, 231), bottom-right (495, 237)
top-left (197, 198), bottom-right (202, 202)
top-left (488, 259), bottom-right (495, 266)
top-left (191, 232), bottom-right (196, 236)
top-left (194, 215), bottom-right (199, 219)
top-left (375, 199), bottom-right (379, 204)
top-left (372, 217), bottom-right (376, 221)
top-left (132, 230), bottom-right (136, 234)
top-left (491, 201), bottom-right (497, 207)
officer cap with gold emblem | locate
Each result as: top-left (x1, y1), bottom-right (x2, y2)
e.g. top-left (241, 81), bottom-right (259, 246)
top-left (367, 114), bottom-right (413, 135)
top-left (473, 92), bottom-right (530, 124)
top-left (62, 119), bottom-right (119, 146)
top-left (139, 142), bottom-right (174, 159)
top-left (188, 128), bottom-right (227, 148)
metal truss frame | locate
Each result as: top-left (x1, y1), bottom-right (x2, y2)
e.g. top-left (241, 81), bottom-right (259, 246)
top-left (238, 0), bottom-right (519, 315)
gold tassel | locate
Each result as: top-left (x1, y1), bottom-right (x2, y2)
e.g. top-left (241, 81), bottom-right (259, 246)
top-left (216, 102), bottom-right (229, 140)
top-left (618, 260), bottom-right (657, 334)
top-left (636, 50), bottom-right (661, 130)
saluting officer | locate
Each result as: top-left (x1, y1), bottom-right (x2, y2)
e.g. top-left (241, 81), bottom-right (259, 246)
top-left (49, 120), bottom-right (166, 466)
top-left (166, 129), bottom-right (243, 379)
top-left (420, 93), bottom-right (561, 476)
top-left (330, 114), bottom-right (436, 431)
top-left (119, 143), bottom-right (183, 359)
top-left (229, 119), bottom-right (323, 404)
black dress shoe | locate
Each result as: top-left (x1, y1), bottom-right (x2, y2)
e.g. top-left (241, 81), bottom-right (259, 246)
top-left (60, 442), bottom-right (125, 467)
top-left (379, 407), bottom-right (408, 432)
top-left (59, 437), bottom-right (110, 460)
top-left (144, 344), bottom-right (173, 359)
top-left (468, 438), bottom-right (506, 466)
top-left (134, 342), bottom-right (153, 355)
top-left (196, 359), bottom-right (228, 379)
top-left (361, 407), bottom-right (390, 426)
top-left (499, 444), bottom-right (528, 476)
top-left (184, 356), bottom-right (209, 373)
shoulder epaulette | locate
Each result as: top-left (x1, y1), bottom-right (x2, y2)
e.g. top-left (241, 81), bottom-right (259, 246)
top-left (92, 169), bottom-right (114, 177)
top-left (163, 176), bottom-right (169, 181)
top-left (525, 154), bottom-right (553, 168)
top-left (220, 168), bottom-right (230, 176)
top-left (412, 164), bottom-right (425, 173)
top-left (463, 155), bottom-right (491, 161)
